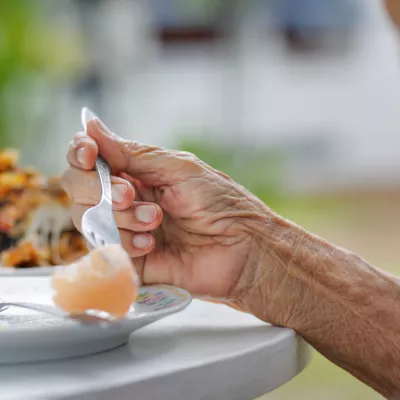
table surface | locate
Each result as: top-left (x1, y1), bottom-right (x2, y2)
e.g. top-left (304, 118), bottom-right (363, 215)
top-left (0, 277), bottom-right (311, 400)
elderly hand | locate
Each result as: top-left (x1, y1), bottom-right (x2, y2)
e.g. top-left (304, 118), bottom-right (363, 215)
top-left (62, 116), bottom-right (400, 398)
top-left (61, 117), bottom-right (287, 315)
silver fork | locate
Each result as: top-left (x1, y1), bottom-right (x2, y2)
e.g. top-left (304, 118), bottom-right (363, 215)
top-left (0, 300), bottom-right (120, 327)
top-left (80, 107), bottom-right (121, 248)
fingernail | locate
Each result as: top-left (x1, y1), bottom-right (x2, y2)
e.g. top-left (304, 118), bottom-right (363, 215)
top-left (132, 234), bottom-right (152, 249)
top-left (136, 204), bottom-right (157, 224)
top-left (77, 147), bottom-right (86, 165)
top-left (111, 184), bottom-right (127, 204)
top-left (94, 117), bottom-right (113, 137)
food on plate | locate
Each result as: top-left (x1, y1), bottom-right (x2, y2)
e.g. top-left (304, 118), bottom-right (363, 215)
top-left (52, 245), bottom-right (139, 318)
top-left (0, 240), bottom-right (46, 268)
top-left (0, 149), bottom-right (88, 268)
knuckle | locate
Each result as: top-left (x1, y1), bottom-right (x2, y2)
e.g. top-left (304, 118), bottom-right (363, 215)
top-left (178, 150), bottom-right (195, 159)
top-left (121, 140), bottom-right (138, 153)
top-left (123, 140), bottom-right (162, 157)
top-left (68, 140), bottom-right (76, 150)
top-left (177, 151), bottom-right (204, 171)
top-left (61, 168), bottom-right (99, 204)
top-left (73, 132), bottom-right (87, 145)
top-left (67, 142), bottom-right (78, 160)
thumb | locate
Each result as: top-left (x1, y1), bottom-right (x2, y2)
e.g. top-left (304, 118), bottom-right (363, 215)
top-left (86, 117), bottom-right (204, 186)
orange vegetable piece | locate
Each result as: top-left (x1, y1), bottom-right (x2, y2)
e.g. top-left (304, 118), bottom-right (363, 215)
top-left (0, 172), bottom-right (28, 189)
top-left (0, 149), bottom-right (19, 172)
top-left (52, 245), bottom-right (139, 319)
top-left (1, 240), bottom-right (45, 267)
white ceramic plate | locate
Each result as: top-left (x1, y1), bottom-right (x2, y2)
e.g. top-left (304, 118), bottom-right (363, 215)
top-left (0, 266), bottom-right (54, 276)
top-left (0, 277), bottom-right (191, 364)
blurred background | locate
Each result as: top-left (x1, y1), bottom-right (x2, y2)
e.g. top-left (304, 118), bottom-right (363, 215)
top-left (1, 0), bottom-right (399, 398)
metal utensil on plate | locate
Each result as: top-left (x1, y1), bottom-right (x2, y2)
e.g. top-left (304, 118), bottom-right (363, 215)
top-left (0, 300), bottom-right (119, 327)
top-left (80, 107), bottom-right (121, 248)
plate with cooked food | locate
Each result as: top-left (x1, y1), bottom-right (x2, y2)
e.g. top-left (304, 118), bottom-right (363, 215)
top-left (0, 246), bottom-right (192, 364)
top-left (0, 149), bottom-right (88, 275)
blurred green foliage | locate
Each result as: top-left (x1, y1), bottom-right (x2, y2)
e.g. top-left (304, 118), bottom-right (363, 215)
top-left (0, 0), bottom-right (81, 147)
top-left (177, 137), bottom-right (285, 208)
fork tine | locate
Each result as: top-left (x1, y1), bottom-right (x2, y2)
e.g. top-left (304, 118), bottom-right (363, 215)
top-left (94, 233), bottom-right (100, 248)
top-left (82, 226), bottom-right (96, 249)
top-left (93, 234), bottom-right (99, 248)
top-left (95, 234), bottom-right (105, 248)
top-left (88, 230), bottom-right (103, 249)
top-left (79, 113), bottom-right (121, 248)
top-left (90, 232), bottom-right (97, 248)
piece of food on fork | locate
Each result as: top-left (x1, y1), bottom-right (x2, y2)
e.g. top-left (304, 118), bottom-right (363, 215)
top-left (53, 107), bottom-right (138, 319)
top-left (52, 245), bottom-right (139, 319)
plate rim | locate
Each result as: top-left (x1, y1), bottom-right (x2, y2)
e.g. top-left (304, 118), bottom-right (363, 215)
top-left (0, 266), bottom-right (54, 276)
top-left (0, 284), bottom-right (192, 334)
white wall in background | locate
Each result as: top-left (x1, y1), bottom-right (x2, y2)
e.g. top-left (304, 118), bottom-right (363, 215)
top-left (36, 0), bottom-right (400, 191)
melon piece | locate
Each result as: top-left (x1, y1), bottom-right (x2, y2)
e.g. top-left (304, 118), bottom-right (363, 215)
top-left (52, 244), bottom-right (138, 318)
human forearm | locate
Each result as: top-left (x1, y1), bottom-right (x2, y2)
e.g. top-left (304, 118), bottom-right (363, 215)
top-left (239, 215), bottom-right (400, 398)
top-left (385, 0), bottom-right (400, 29)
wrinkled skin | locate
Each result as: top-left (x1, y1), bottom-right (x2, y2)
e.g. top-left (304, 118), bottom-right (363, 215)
top-left (61, 118), bottom-right (273, 308)
top-left (61, 4), bottom-right (400, 395)
top-left (62, 115), bottom-right (400, 399)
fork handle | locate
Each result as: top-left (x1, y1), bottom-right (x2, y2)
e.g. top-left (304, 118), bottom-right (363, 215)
top-left (95, 156), bottom-right (113, 205)
top-left (0, 302), bottom-right (67, 317)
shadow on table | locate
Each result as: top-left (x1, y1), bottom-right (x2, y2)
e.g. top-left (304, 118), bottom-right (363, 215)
top-left (127, 324), bottom-right (294, 362)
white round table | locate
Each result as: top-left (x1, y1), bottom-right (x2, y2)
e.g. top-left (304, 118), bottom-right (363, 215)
top-left (0, 277), bottom-right (311, 400)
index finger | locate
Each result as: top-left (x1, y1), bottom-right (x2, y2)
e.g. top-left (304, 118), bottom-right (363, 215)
top-left (67, 132), bottom-right (98, 170)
